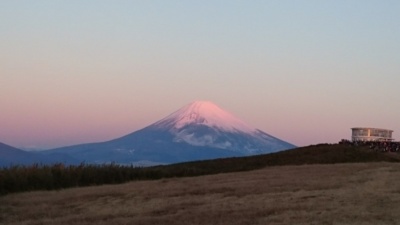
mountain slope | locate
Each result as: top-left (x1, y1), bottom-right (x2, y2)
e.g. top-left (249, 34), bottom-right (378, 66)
top-left (44, 101), bottom-right (296, 165)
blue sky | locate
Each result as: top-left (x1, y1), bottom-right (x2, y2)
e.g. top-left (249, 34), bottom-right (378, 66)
top-left (1, 1), bottom-right (400, 149)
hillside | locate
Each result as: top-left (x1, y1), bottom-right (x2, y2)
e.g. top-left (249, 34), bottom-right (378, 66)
top-left (152, 143), bottom-right (400, 175)
top-left (1, 143), bottom-right (399, 195)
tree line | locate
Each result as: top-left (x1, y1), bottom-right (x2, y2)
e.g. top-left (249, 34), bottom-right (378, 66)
top-left (0, 156), bottom-right (265, 196)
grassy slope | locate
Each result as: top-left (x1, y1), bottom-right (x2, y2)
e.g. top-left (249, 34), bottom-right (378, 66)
top-left (2, 162), bottom-right (400, 225)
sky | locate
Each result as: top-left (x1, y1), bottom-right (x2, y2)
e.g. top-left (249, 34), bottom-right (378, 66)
top-left (1, 0), bottom-right (400, 150)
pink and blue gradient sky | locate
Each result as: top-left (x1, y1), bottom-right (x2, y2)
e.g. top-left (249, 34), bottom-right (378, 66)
top-left (1, 1), bottom-right (400, 149)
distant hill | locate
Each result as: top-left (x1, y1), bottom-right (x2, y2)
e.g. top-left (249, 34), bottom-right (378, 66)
top-left (0, 142), bottom-right (78, 167)
top-left (0, 142), bottom-right (42, 167)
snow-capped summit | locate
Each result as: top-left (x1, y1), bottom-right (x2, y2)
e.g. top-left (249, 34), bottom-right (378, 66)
top-left (44, 101), bottom-right (296, 165)
top-left (153, 100), bottom-right (254, 133)
top-left (146, 100), bottom-right (295, 154)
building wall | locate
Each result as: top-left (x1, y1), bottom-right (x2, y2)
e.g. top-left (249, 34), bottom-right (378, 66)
top-left (351, 127), bottom-right (393, 142)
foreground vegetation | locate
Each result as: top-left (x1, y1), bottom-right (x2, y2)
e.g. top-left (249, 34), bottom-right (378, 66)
top-left (1, 143), bottom-right (399, 195)
top-left (1, 162), bottom-right (400, 225)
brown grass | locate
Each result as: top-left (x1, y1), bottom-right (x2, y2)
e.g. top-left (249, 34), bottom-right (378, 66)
top-left (1, 162), bottom-right (400, 225)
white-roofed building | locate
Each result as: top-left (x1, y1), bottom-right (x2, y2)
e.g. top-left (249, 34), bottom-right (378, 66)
top-left (351, 127), bottom-right (393, 142)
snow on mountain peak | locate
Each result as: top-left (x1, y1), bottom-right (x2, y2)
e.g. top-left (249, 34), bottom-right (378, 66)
top-left (153, 101), bottom-right (256, 133)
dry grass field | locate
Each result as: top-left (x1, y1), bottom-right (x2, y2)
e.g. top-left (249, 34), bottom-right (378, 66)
top-left (1, 162), bottom-right (400, 225)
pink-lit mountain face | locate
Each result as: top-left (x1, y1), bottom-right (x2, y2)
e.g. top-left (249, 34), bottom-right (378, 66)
top-left (44, 101), bottom-right (296, 165)
top-left (153, 101), bottom-right (255, 133)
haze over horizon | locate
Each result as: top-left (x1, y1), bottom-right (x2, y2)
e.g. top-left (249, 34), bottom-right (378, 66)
top-left (1, 1), bottom-right (400, 150)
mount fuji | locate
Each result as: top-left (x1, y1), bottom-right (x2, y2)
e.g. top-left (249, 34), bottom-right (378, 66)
top-left (44, 101), bottom-right (296, 165)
